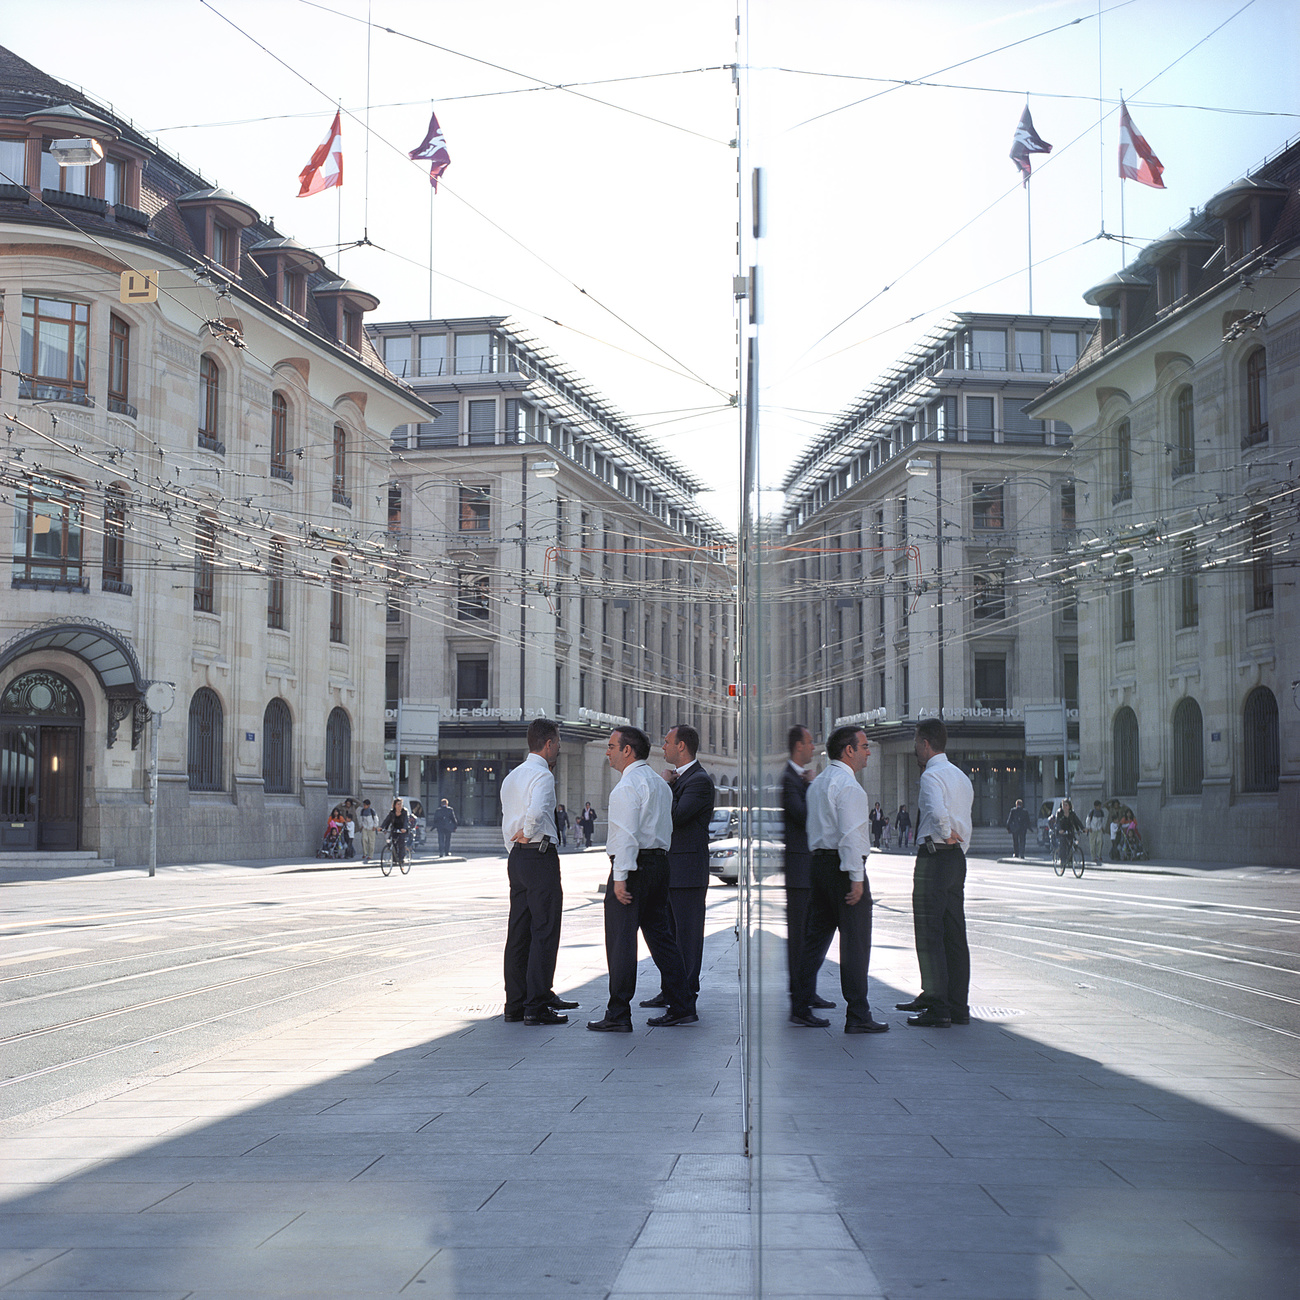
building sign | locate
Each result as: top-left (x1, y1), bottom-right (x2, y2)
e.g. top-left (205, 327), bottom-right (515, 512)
top-left (578, 707), bottom-right (631, 728)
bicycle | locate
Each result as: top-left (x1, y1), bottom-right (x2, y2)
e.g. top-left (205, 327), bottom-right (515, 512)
top-left (1055, 833), bottom-right (1084, 878)
top-left (378, 834), bottom-right (410, 877)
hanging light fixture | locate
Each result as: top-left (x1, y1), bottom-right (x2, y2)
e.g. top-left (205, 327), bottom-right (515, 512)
top-left (48, 137), bottom-right (104, 167)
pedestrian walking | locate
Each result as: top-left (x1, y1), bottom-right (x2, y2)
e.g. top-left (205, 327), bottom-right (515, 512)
top-left (1085, 800), bottom-right (1108, 866)
top-left (1005, 799), bottom-right (1033, 859)
top-left (588, 727), bottom-right (694, 1032)
top-left (357, 798), bottom-right (379, 863)
top-left (555, 804), bottom-right (570, 848)
top-left (578, 802), bottom-right (597, 849)
top-left (897, 719), bottom-right (974, 1029)
top-left (869, 802), bottom-right (884, 850)
top-left (641, 724), bottom-right (714, 1011)
top-left (895, 805), bottom-right (912, 850)
top-left (792, 725), bottom-right (888, 1034)
top-left (432, 799), bottom-right (458, 857)
top-left (499, 719), bottom-right (576, 1026)
top-left (782, 725), bottom-right (835, 1015)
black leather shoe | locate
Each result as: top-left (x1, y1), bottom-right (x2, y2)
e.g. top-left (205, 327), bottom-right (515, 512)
top-left (587, 1017), bottom-right (633, 1033)
top-left (950, 1009), bottom-right (971, 1025)
top-left (810, 995), bottom-right (836, 1009)
top-left (907, 1009), bottom-right (952, 1028)
top-left (789, 1011), bottom-right (831, 1028)
top-left (503, 1012), bottom-right (524, 1023)
top-left (896, 997), bottom-right (928, 1012)
top-left (549, 997), bottom-right (579, 1010)
top-left (647, 1010), bottom-right (699, 1027)
top-left (523, 1008), bottom-right (568, 1026)
top-left (844, 1018), bottom-right (890, 1034)
top-left (639, 993), bottom-right (670, 1008)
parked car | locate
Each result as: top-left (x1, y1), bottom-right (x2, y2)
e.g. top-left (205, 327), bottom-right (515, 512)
top-left (708, 808), bottom-right (739, 841)
top-left (709, 807), bottom-right (784, 885)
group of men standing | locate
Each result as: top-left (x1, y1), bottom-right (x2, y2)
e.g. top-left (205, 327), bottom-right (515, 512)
top-left (782, 718), bottom-right (975, 1032)
top-left (497, 718), bottom-right (715, 1032)
top-left (497, 712), bottom-right (976, 1036)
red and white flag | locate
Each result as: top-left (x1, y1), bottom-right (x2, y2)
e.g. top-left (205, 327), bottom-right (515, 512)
top-left (298, 111), bottom-right (343, 197)
top-left (1118, 101), bottom-right (1165, 189)
top-left (1009, 105), bottom-right (1052, 185)
top-left (409, 109), bottom-right (451, 190)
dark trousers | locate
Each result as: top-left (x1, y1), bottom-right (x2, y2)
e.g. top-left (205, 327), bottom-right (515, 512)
top-left (912, 845), bottom-right (970, 1017)
top-left (665, 885), bottom-right (708, 996)
top-left (437, 829), bottom-right (453, 856)
top-left (1011, 829), bottom-right (1027, 858)
top-left (504, 844), bottom-right (563, 1015)
top-left (785, 885), bottom-right (813, 1001)
top-left (793, 851), bottom-right (874, 1027)
top-left (603, 851), bottom-right (692, 1024)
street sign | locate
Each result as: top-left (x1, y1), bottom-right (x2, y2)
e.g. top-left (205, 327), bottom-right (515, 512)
top-left (1023, 703), bottom-right (1066, 756)
top-left (397, 702), bottom-right (440, 751)
top-left (120, 270), bottom-right (158, 303)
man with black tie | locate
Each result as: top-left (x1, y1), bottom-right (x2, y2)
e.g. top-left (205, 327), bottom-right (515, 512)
top-left (499, 719), bottom-right (578, 1026)
top-left (588, 726), bottom-right (695, 1032)
top-left (782, 725), bottom-right (834, 1017)
top-left (641, 724), bottom-right (714, 1011)
top-left (792, 724), bottom-right (889, 1034)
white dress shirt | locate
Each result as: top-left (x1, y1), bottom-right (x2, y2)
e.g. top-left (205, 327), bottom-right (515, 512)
top-left (499, 752), bottom-right (557, 849)
top-left (916, 753), bottom-right (974, 853)
top-left (805, 759), bottom-right (871, 881)
top-left (606, 759), bottom-right (672, 880)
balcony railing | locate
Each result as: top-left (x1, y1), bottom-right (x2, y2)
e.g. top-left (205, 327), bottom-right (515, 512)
top-left (333, 489), bottom-right (352, 508)
top-left (107, 395), bottom-right (137, 418)
top-left (20, 378), bottom-right (92, 407)
top-left (198, 431), bottom-right (225, 455)
top-left (271, 464), bottom-right (294, 484)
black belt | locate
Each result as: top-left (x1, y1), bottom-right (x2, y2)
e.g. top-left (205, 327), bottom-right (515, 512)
top-left (811, 849), bottom-right (846, 866)
top-left (636, 848), bottom-right (668, 865)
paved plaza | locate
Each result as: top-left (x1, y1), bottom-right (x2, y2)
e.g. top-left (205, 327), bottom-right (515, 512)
top-left (1, 850), bottom-right (1297, 1297)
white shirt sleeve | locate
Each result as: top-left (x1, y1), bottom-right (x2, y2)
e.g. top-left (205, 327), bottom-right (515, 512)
top-left (835, 776), bottom-right (871, 881)
top-left (606, 776), bottom-right (642, 881)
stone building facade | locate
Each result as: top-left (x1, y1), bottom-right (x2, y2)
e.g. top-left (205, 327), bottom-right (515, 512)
top-left (0, 46), bottom-right (429, 865)
top-left (368, 317), bottom-right (737, 841)
top-left (1031, 142), bottom-right (1299, 864)
top-left (778, 312), bottom-right (1095, 836)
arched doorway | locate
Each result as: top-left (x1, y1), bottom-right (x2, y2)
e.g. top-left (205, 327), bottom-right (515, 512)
top-left (0, 670), bottom-right (84, 851)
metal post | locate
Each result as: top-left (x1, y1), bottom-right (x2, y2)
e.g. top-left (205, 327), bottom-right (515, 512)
top-left (394, 696), bottom-right (403, 797)
top-left (935, 451), bottom-right (945, 718)
top-left (1061, 695), bottom-right (1070, 800)
top-left (148, 712), bottom-right (159, 878)
top-left (520, 453), bottom-right (528, 715)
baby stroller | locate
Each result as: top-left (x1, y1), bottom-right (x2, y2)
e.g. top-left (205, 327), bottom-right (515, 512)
top-left (1114, 823), bottom-right (1148, 861)
top-left (316, 822), bottom-right (347, 859)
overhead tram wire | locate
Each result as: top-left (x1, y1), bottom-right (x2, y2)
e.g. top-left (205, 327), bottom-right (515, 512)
top-left (787, 0), bottom-right (1139, 132)
top-left (291, 0), bottom-right (733, 148)
top-left (195, 0), bottom-right (732, 403)
top-left (146, 67), bottom-right (734, 134)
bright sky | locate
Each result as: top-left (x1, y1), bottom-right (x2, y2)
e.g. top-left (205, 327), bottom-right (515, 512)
top-left (8, 1), bottom-right (1298, 528)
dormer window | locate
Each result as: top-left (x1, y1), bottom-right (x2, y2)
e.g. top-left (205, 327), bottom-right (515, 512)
top-left (0, 136), bottom-right (26, 187)
top-left (177, 188), bottom-right (260, 275)
top-left (1227, 211), bottom-right (1253, 263)
top-left (103, 155), bottom-right (126, 206)
top-left (1157, 260), bottom-right (1183, 309)
top-left (282, 269), bottom-right (306, 315)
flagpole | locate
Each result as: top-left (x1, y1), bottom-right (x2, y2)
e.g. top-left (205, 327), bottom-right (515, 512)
top-left (1097, 0), bottom-right (1105, 238)
top-left (1118, 92), bottom-right (1126, 269)
top-left (1027, 177), bottom-right (1034, 314)
top-left (428, 175), bottom-right (434, 317)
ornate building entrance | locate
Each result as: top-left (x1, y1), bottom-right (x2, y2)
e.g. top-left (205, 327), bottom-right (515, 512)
top-left (0, 670), bottom-right (84, 851)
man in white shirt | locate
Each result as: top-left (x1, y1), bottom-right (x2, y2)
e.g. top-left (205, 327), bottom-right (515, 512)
top-left (795, 725), bottom-right (889, 1034)
top-left (499, 719), bottom-right (574, 1026)
top-left (588, 726), bottom-right (695, 1032)
top-left (898, 718), bottom-right (975, 1029)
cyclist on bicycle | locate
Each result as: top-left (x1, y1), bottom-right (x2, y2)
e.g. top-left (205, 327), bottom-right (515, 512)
top-left (1051, 799), bottom-right (1085, 866)
top-left (381, 796), bottom-right (412, 868)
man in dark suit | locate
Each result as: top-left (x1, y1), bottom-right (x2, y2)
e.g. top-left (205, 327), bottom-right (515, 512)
top-left (783, 725), bottom-right (835, 1016)
top-left (641, 723), bottom-right (714, 1010)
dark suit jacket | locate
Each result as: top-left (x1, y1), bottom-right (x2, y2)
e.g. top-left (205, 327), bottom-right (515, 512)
top-left (667, 761), bottom-right (715, 887)
top-left (782, 762), bottom-right (812, 890)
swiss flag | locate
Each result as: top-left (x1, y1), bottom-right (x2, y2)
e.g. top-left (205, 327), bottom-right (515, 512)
top-left (1118, 102), bottom-right (1165, 189)
top-left (298, 111), bottom-right (343, 197)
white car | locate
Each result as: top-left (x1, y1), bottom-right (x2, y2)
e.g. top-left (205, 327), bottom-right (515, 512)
top-left (709, 808), bottom-right (785, 885)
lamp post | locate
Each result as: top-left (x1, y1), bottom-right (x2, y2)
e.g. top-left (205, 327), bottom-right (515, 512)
top-left (142, 682), bottom-right (175, 878)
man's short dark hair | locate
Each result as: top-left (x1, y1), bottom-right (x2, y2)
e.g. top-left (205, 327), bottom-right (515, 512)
top-left (915, 718), bottom-right (948, 752)
top-left (787, 724), bottom-right (811, 755)
top-left (670, 723), bottom-right (700, 758)
top-left (527, 718), bottom-right (560, 752)
top-left (826, 725), bottom-right (865, 762)
top-left (612, 726), bottom-right (651, 761)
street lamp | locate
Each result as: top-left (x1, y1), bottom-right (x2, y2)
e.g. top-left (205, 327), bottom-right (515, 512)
top-left (48, 138), bottom-right (104, 166)
top-left (906, 458), bottom-right (934, 476)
